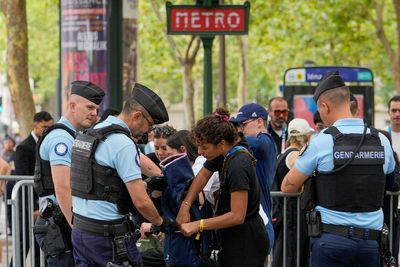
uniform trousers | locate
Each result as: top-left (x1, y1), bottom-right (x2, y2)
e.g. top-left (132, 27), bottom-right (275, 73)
top-left (310, 232), bottom-right (379, 267)
top-left (72, 227), bottom-right (143, 267)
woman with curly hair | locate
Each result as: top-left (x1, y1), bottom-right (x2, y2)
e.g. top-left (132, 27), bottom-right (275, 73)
top-left (146, 125), bottom-right (177, 166)
top-left (178, 108), bottom-right (269, 267)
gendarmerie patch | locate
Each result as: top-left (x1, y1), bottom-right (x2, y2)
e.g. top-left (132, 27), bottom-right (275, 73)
top-left (54, 142), bottom-right (68, 156)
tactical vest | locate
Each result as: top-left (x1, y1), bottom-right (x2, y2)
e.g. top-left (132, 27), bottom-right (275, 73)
top-left (316, 126), bottom-right (385, 212)
top-left (34, 123), bottom-right (76, 197)
top-left (70, 124), bottom-right (136, 215)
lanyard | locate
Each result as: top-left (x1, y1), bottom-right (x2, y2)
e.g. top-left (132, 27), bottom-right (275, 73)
top-left (281, 127), bottom-right (287, 153)
top-left (225, 145), bottom-right (246, 159)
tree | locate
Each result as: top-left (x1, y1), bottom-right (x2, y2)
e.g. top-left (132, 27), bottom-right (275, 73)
top-left (362, 0), bottom-right (400, 94)
top-left (0, 0), bottom-right (35, 138)
top-left (150, 0), bottom-right (201, 128)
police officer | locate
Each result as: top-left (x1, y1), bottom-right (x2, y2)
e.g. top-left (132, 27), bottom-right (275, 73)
top-left (34, 81), bottom-right (104, 266)
top-left (281, 71), bottom-right (396, 266)
top-left (70, 83), bottom-right (169, 267)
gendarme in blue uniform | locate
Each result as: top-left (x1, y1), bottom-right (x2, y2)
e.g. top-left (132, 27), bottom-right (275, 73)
top-left (39, 116), bottom-right (76, 204)
top-left (296, 118), bottom-right (395, 230)
top-left (72, 115), bottom-right (142, 220)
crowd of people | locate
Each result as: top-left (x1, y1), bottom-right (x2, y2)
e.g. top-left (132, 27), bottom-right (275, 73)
top-left (0, 72), bottom-right (399, 267)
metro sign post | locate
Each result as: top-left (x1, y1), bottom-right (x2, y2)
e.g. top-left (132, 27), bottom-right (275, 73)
top-left (166, 1), bottom-right (250, 115)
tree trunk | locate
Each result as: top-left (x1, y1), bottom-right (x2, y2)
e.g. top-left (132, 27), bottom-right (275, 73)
top-left (392, 57), bottom-right (400, 94)
top-left (182, 63), bottom-right (195, 128)
top-left (4, 0), bottom-right (35, 138)
top-left (237, 36), bottom-right (248, 107)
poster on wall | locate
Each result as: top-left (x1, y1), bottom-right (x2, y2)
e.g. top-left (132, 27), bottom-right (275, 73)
top-left (293, 94), bottom-right (364, 130)
top-left (61, 0), bottom-right (109, 113)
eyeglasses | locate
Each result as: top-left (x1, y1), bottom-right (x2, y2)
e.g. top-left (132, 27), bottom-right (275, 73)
top-left (153, 126), bottom-right (175, 137)
top-left (272, 109), bottom-right (289, 117)
top-left (141, 112), bottom-right (154, 127)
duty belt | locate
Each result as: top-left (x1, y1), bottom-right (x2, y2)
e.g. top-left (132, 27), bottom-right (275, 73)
top-left (73, 213), bottom-right (132, 237)
top-left (322, 223), bottom-right (380, 240)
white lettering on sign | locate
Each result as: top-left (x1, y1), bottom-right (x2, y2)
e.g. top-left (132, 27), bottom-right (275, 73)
top-left (170, 8), bottom-right (246, 32)
top-left (191, 12), bottom-right (201, 28)
top-left (175, 12), bottom-right (188, 28)
top-left (227, 12), bottom-right (240, 28)
top-left (215, 12), bottom-right (225, 29)
top-left (202, 12), bottom-right (213, 28)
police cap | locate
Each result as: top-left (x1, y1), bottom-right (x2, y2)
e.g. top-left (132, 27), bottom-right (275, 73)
top-left (313, 71), bottom-right (346, 103)
top-left (71, 81), bottom-right (105, 105)
top-left (132, 83), bottom-right (169, 124)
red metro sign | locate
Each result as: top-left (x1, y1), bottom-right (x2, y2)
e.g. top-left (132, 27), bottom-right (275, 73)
top-left (166, 2), bottom-right (250, 35)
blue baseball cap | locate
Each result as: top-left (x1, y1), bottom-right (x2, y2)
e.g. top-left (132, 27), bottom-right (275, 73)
top-left (230, 103), bottom-right (268, 123)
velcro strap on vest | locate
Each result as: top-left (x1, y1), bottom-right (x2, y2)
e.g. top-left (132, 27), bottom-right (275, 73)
top-left (72, 213), bottom-right (132, 237)
top-left (322, 223), bottom-right (380, 240)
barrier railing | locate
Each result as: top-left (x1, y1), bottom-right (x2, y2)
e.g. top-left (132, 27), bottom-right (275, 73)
top-left (1, 175), bottom-right (399, 267)
top-left (270, 191), bottom-right (301, 267)
top-left (0, 175), bottom-right (45, 267)
top-left (270, 190), bottom-right (400, 267)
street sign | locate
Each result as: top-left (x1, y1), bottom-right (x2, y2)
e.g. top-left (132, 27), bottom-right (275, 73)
top-left (166, 1), bottom-right (250, 115)
top-left (166, 2), bottom-right (250, 36)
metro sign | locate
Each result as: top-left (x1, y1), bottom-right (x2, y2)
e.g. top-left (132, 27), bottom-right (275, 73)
top-left (166, 2), bottom-right (250, 35)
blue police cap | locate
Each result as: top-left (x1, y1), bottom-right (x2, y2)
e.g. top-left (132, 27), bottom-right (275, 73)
top-left (313, 71), bottom-right (346, 103)
top-left (132, 83), bottom-right (169, 125)
top-left (71, 81), bottom-right (105, 105)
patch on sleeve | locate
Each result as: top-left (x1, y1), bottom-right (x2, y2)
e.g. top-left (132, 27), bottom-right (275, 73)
top-left (299, 143), bottom-right (308, 156)
top-left (54, 142), bottom-right (68, 156)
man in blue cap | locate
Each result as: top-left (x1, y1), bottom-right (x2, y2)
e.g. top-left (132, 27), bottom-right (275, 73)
top-left (281, 71), bottom-right (396, 266)
top-left (34, 80), bottom-right (105, 267)
top-left (230, 103), bottom-right (277, 257)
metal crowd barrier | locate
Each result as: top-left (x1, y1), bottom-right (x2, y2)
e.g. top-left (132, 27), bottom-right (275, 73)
top-left (0, 175), bottom-right (45, 267)
top-left (270, 191), bottom-right (301, 267)
top-left (270, 190), bottom-right (400, 267)
top-left (1, 175), bottom-right (400, 267)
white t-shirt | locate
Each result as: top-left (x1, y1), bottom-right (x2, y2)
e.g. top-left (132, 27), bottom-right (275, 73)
top-left (193, 156), bottom-right (220, 205)
top-left (391, 131), bottom-right (400, 158)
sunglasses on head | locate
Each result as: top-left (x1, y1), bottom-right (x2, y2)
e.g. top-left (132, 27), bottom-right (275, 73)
top-left (273, 109), bottom-right (289, 117)
top-left (153, 126), bottom-right (174, 137)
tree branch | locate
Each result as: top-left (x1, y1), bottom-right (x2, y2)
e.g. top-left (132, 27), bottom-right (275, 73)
top-left (393, 0), bottom-right (400, 56)
top-left (0, 0), bottom-right (6, 15)
top-left (188, 37), bottom-right (201, 63)
top-left (150, 0), bottom-right (183, 64)
top-left (366, 0), bottom-right (396, 60)
top-left (185, 36), bottom-right (195, 62)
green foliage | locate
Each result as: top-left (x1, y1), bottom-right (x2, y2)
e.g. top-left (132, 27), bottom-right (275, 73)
top-left (0, 0), bottom-right (59, 105)
top-left (0, 0), bottom-right (398, 114)
top-left (27, 0), bottom-right (59, 105)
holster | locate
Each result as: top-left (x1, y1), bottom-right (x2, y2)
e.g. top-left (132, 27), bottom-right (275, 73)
top-left (305, 210), bottom-right (321, 237)
top-left (34, 218), bottom-right (66, 257)
top-left (108, 235), bottom-right (142, 267)
top-left (380, 224), bottom-right (397, 267)
top-left (33, 205), bottom-right (72, 257)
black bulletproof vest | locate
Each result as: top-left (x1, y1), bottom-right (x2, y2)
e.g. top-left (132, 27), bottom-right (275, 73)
top-left (316, 126), bottom-right (385, 212)
top-left (70, 124), bottom-right (136, 215)
top-left (34, 123), bottom-right (76, 197)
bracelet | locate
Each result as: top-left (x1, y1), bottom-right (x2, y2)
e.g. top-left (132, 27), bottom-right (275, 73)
top-left (199, 219), bottom-right (204, 232)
